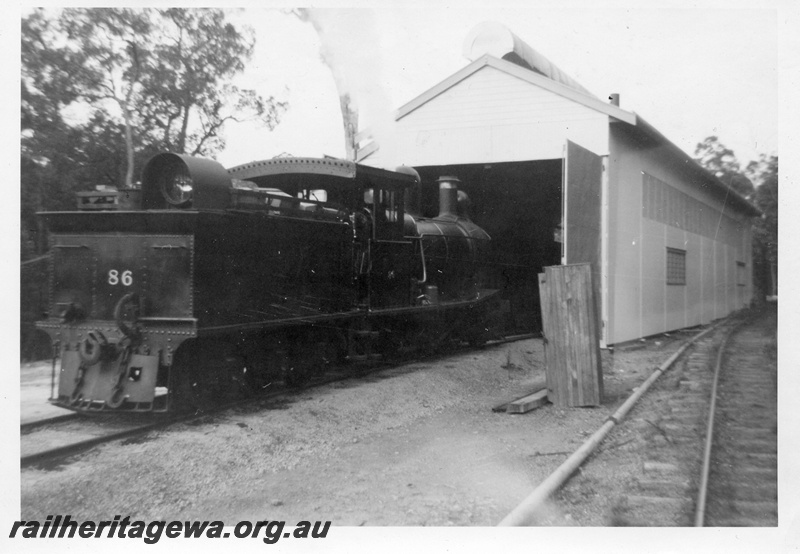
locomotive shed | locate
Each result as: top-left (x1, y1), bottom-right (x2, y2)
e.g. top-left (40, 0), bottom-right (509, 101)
top-left (358, 22), bottom-right (759, 344)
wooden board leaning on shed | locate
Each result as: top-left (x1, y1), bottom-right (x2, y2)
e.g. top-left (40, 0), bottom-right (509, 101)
top-left (538, 263), bottom-right (603, 407)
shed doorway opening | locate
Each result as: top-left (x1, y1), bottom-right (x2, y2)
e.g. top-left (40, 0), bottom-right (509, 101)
top-left (414, 159), bottom-right (562, 334)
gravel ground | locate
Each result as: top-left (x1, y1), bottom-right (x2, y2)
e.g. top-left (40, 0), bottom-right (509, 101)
top-left (21, 332), bottom-right (688, 526)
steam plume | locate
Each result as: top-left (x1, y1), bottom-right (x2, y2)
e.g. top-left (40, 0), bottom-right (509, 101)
top-left (295, 8), bottom-right (397, 164)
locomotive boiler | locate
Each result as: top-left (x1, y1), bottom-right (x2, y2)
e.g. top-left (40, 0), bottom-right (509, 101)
top-left (35, 154), bottom-right (498, 413)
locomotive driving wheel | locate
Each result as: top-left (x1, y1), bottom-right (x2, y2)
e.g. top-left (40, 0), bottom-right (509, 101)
top-left (172, 343), bottom-right (212, 413)
top-left (282, 349), bottom-right (307, 388)
top-left (281, 329), bottom-right (337, 388)
top-left (283, 338), bottom-right (320, 388)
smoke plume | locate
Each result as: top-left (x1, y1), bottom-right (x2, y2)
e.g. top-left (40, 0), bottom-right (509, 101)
top-left (295, 8), bottom-right (397, 165)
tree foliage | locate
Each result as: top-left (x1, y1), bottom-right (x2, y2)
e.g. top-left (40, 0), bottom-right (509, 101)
top-left (23, 9), bottom-right (286, 186)
top-left (693, 136), bottom-right (778, 299)
top-left (747, 154), bottom-right (779, 296)
top-left (693, 135), bottom-right (755, 198)
top-left (136, 9), bottom-right (287, 157)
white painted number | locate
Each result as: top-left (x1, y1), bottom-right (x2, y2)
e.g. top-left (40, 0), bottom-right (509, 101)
top-left (108, 269), bottom-right (133, 286)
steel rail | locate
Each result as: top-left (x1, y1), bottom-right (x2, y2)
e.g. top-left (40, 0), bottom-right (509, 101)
top-left (21, 420), bottom-right (166, 468)
top-left (21, 378), bottom-right (318, 468)
top-left (21, 386), bottom-right (292, 468)
top-left (20, 413), bottom-right (79, 433)
top-left (693, 319), bottom-right (747, 526)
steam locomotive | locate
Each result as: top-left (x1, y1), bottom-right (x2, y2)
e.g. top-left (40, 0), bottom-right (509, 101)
top-left (35, 153), bottom-right (498, 413)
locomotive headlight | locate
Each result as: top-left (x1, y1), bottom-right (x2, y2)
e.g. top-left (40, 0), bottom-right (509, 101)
top-left (143, 152), bottom-right (231, 210)
top-left (161, 168), bottom-right (194, 206)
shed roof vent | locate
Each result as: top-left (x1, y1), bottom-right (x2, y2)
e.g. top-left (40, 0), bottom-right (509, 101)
top-left (463, 22), bottom-right (596, 99)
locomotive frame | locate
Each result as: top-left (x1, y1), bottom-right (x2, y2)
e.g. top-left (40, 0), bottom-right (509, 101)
top-left (36, 154), bottom-right (500, 413)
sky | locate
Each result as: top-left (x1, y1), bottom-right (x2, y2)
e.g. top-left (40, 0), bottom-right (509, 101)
top-left (214, 2), bottom-right (785, 173)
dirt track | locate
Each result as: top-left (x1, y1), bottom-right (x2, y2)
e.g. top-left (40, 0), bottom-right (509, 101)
top-left (22, 328), bottom-right (711, 525)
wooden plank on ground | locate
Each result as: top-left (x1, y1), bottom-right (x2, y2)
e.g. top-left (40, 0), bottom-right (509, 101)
top-left (491, 401), bottom-right (510, 413)
top-left (505, 389), bottom-right (549, 414)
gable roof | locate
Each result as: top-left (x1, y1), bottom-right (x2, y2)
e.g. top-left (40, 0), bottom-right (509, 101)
top-left (393, 55), bottom-right (637, 125)
top-left (359, 54), bottom-right (759, 218)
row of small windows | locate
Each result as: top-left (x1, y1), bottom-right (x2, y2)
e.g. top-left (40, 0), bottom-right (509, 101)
top-left (665, 248), bottom-right (747, 287)
top-left (642, 173), bottom-right (742, 248)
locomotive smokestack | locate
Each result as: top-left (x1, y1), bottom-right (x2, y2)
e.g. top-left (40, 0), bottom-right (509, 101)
top-left (437, 176), bottom-right (461, 219)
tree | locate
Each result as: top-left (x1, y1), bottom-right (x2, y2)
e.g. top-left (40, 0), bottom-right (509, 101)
top-left (693, 136), bottom-right (755, 198)
top-left (57, 9), bottom-right (152, 187)
top-left (747, 154), bottom-right (778, 297)
top-left (692, 136), bottom-right (777, 300)
top-left (136, 9), bottom-right (287, 157)
top-left (22, 8), bottom-right (287, 187)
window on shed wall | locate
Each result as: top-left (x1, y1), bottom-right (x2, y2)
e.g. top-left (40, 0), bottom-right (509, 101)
top-left (666, 248), bottom-right (687, 285)
top-left (642, 172), bottom-right (740, 248)
top-left (737, 261), bottom-right (746, 286)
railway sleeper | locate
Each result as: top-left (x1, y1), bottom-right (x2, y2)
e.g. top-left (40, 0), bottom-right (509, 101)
top-left (725, 451), bottom-right (777, 468)
top-left (642, 461), bottom-right (683, 475)
top-left (710, 480), bottom-right (777, 502)
top-left (730, 437), bottom-right (778, 453)
top-left (634, 477), bottom-right (693, 498)
top-left (708, 500), bottom-right (777, 526)
top-left (613, 495), bottom-right (694, 526)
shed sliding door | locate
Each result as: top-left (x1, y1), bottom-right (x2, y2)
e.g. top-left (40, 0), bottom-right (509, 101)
top-left (563, 140), bottom-right (603, 340)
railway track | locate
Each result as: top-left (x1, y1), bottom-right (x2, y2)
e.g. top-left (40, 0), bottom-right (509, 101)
top-left (21, 380), bottom-right (333, 469)
top-left (21, 414), bottom-right (165, 469)
top-left (22, 334), bottom-right (534, 470)
top-left (608, 307), bottom-right (777, 526)
top-left (699, 309), bottom-right (778, 526)
top-left (20, 413), bottom-right (79, 433)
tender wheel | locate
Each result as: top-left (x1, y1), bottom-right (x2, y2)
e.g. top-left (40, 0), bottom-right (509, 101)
top-left (378, 327), bottom-right (403, 360)
top-left (171, 344), bottom-right (212, 413)
top-left (283, 347), bottom-right (309, 388)
top-left (283, 332), bottom-right (332, 388)
top-left (171, 340), bottom-right (248, 413)
top-left (223, 349), bottom-right (250, 400)
top-left (240, 350), bottom-right (272, 394)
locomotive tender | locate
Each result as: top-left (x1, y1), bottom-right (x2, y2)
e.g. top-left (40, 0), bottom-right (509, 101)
top-left (36, 153), bottom-right (498, 413)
